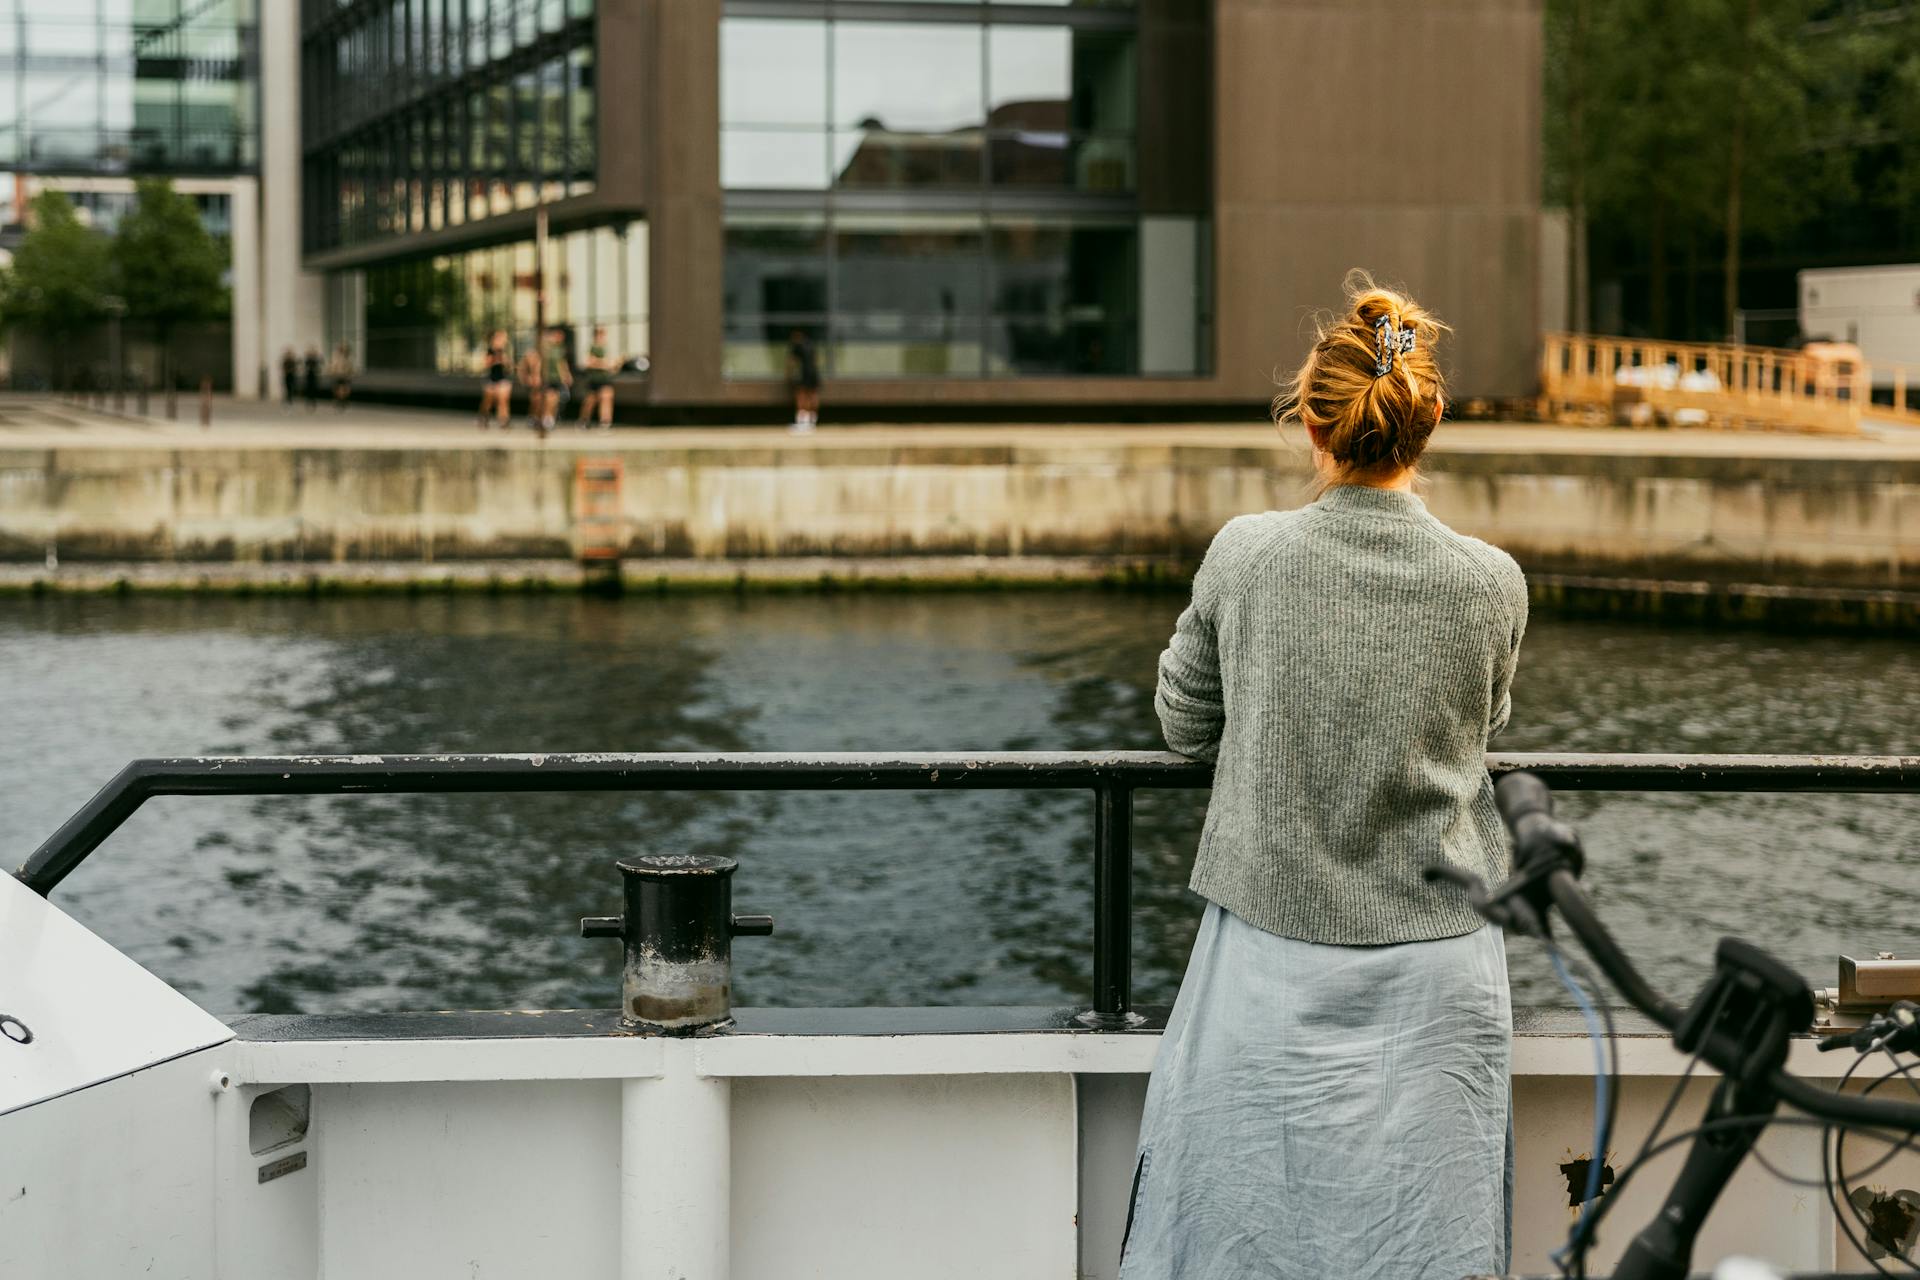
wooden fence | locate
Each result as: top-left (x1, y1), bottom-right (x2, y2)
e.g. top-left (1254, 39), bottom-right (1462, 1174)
top-left (1540, 332), bottom-right (1920, 434)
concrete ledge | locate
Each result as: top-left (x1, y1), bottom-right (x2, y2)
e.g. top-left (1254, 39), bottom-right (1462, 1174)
top-left (3, 402), bottom-right (1916, 591)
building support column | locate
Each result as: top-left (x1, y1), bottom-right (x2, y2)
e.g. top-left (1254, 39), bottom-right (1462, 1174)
top-left (622, 1041), bottom-right (730, 1280)
top-left (642, 0), bottom-right (723, 406)
top-left (227, 176), bottom-right (261, 399)
top-left (259, 0), bottom-right (325, 400)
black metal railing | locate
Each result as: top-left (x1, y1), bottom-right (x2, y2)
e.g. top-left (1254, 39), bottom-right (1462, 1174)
top-left (13, 752), bottom-right (1918, 1024)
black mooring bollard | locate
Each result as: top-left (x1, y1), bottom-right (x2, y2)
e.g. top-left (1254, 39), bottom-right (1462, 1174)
top-left (581, 854), bottom-right (773, 1034)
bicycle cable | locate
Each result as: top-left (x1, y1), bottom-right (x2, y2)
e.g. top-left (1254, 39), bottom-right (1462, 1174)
top-left (1547, 942), bottom-right (1620, 1280)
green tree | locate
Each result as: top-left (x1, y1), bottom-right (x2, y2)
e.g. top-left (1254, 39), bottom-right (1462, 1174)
top-left (110, 177), bottom-right (229, 386)
top-left (1547, 0), bottom-right (1869, 340)
top-left (0, 191), bottom-right (113, 384)
top-left (1868, 3), bottom-right (1920, 243)
top-left (1691, 0), bottom-right (1862, 337)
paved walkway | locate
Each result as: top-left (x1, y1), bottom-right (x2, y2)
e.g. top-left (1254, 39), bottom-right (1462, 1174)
top-left (4, 393), bottom-right (1919, 459)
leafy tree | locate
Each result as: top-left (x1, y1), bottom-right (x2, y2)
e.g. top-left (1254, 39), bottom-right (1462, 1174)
top-left (110, 177), bottom-right (229, 385)
top-left (1692, 0), bottom-right (1862, 337)
top-left (0, 191), bottom-right (113, 383)
top-left (1868, 3), bottom-right (1920, 242)
top-left (1547, 0), bottom-right (1871, 339)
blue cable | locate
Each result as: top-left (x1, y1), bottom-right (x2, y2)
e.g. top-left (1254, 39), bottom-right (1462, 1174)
top-left (1550, 946), bottom-right (1611, 1275)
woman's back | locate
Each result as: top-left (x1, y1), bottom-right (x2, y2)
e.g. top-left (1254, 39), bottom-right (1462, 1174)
top-left (1161, 488), bottom-right (1526, 946)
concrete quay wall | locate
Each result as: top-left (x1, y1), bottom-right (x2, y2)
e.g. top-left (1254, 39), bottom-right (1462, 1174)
top-left (0, 431), bottom-right (1915, 589)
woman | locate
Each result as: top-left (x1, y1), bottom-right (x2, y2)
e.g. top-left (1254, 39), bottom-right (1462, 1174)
top-left (575, 326), bottom-right (617, 429)
top-left (478, 330), bottom-right (513, 430)
top-left (539, 326), bottom-right (572, 435)
top-left (301, 347), bottom-right (323, 411)
top-left (518, 340), bottom-right (546, 434)
top-left (1119, 275), bottom-right (1527, 1280)
top-left (327, 342), bottom-right (354, 412)
top-left (786, 328), bottom-right (820, 433)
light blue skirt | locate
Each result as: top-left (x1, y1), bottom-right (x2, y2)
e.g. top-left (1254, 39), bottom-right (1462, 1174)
top-left (1118, 904), bottom-right (1512, 1280)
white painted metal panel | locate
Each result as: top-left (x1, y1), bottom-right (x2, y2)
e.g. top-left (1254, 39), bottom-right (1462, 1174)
top-left (1077, 1073), bottom-right (1148, 1280)
top-left (314, 1080), bottom-right (621, 1279)
top-left (0, 870), bottom-right (231, 1115)
top-left (730, 1073), bottom-right (1078, 1280)
top-left (0, 1046), bottom-right (222, 1278)
top-left (1514, 1076), bottom-right (1829, 1276)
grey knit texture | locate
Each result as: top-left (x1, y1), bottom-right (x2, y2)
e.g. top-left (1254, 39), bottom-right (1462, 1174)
top-left (1156, 484), bottom-right (1529, 945)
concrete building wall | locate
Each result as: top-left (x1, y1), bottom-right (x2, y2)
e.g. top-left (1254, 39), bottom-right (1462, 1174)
top-left (1208, 0), bottom-right (1542, 402)
top-left (260, 0), bottom-right (327, 402)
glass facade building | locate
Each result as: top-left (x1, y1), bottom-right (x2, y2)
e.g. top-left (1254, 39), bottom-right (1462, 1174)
top-left (721, 1), bottom-right (1210, 381)
top-left (300, 0), bottom-right (595, 253)
top-left (0, 0), bottom-right (259, 174)
top-left (304, 0), bottom-right (1217, 401)
top-left (344, 220), bottom-right (648, 376)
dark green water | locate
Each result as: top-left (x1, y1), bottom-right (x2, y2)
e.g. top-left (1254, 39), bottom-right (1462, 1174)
top-left (2, 593), bottom-right (1914, 1015)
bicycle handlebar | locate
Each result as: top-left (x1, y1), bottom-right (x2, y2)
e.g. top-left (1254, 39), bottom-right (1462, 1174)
top-left (1490, 772), bottom-right (1920, 1136)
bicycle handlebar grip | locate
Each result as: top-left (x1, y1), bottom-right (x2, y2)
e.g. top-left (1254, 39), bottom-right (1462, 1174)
top-left (1495, 771), bottom-right (1554, 834)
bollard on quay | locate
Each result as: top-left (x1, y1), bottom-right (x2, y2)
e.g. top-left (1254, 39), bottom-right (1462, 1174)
top-left (581, 854), bottom-right (773, 1034)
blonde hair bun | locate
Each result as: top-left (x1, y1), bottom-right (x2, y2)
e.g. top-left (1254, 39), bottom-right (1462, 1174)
top-left (1275, 270), bottom-right (1449, 484)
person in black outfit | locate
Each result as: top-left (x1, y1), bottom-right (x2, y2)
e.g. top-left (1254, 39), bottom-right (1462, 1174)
top-left (478, 330), bottom-right (513, 429)
top-left (787, 329), bottom-right (820, 433)
top-left (280, 348), bottom-right (299, 410)
top-left (301, 347), bottom-right (323, 411)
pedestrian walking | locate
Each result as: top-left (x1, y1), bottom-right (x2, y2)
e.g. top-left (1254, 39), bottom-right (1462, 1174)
top-left (786, 328), bottom-right (820, 433)
top-left (328, 342), bottom-right (354, 412)
top-left (279, 348), bottom-right (299, 408)
top-left (575, 326), bottom-right (617, 429)
top-left (1118, 273), bottom-right (1526, 1280)
top-left (301, 347), bottom-right (324, 411)
top-left (518, 339), bottom-right (546, 435)
top-left (540, 326), bottom-right (572, 435)
top-left (478, 330), bottom-right (513, 429)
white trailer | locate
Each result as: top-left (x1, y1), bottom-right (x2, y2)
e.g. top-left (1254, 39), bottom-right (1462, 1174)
top-left (1799, 264), bottom-right (1920, 385)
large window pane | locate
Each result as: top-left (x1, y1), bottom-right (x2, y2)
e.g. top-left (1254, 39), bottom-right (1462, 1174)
top-left (832, 23), bottom-right (983, 134)
top-left (989, 219), bottom-right (1137, 376)
top-left (835, 214), bottom-right (987, 377)
top-left (722, 19), bottom-right (827, 128)
top-left (724, 130), bottom-right (830, 191)
top-left (989, 132), bottom-right (1134, 191)
top-left (832, 313), bottom-right (986, 379)
top-left (725, 213), bottom-right (829, 378)
top-left (987, 27), bottom-right (1068, 130)
top-left (833, 128), bottom-right (980, 189)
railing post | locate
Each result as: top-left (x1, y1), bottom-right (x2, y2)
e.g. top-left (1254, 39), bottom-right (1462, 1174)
top-left (1084, 782), bottom-right (1138, 1028)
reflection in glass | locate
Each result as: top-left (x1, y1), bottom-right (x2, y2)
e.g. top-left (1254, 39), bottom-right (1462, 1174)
top-left (990, 219), bottom-right (1137, 376)
top-left (720, 6), bottom-right (1202, 378)
top-left (3, 1), bottom-right (258, 174)
top-left (832, 129), bottom-right (981, 189)
top-left (831, 313), bottom-right (986, 380)
top-left (833, 216), bottom-right (987, 378)
top-left (350, 221), bottom-right (652, 378)
top-left (988, 133), bottom-right (1133, 191)
top-left (832, 23), bottom-right (983, 133)
top-left (724, 214), bottom-right (829, 377)
top-left (835, 215), bottom-right (986, 319)
top-left (721, 19), bottom-right (828, 127)
top-left (302, 0), bottom-right (596, 253)
top-left (723, 130), bottom-right (831, 191)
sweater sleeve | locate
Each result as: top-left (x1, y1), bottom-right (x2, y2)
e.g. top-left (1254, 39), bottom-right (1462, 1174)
top-left (1156, 520), bottom-right (1250, 760)
top-left (1486, 554), bottom-right (1530, 739)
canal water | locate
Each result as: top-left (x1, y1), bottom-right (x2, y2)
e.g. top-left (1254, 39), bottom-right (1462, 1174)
top-left (2, 593), bottom-right (1915, 1016)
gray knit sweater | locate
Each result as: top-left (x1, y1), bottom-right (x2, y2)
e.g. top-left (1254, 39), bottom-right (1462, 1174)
top-left (1156, 484), bottom-right (1529, 945)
